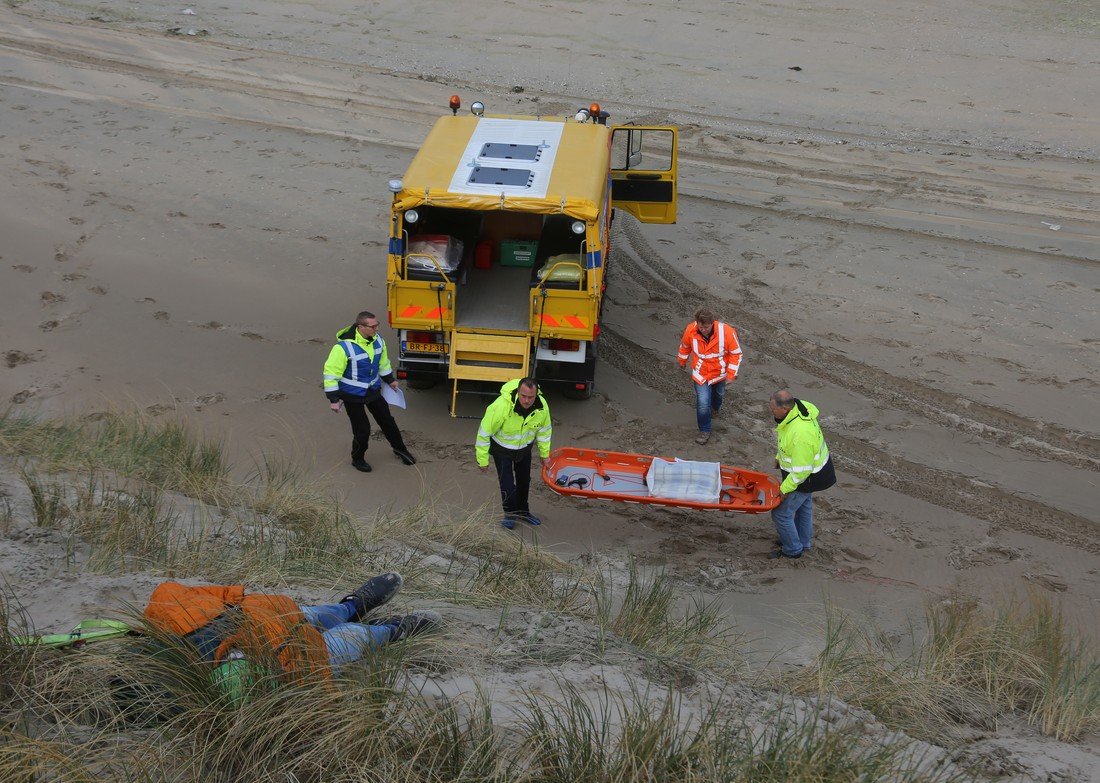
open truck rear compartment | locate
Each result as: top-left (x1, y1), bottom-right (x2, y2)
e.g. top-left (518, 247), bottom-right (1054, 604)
top-left (384, 98), bottom-right (678, 414)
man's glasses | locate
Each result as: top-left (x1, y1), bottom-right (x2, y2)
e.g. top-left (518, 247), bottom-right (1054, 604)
top-left (358, 323), bottom-right (379, 330)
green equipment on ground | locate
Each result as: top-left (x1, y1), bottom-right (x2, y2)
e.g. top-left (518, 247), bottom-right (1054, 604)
top-left (13, 618), bottom-right (139, 649)
top-left (212, 652), bottom-right (253, 705)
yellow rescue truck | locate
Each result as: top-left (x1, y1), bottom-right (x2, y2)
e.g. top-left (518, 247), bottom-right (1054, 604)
top-left (385, 97), bottom-right (677, 414)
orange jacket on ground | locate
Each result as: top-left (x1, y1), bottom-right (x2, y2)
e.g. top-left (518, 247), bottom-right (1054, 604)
top-left (144, 582), bottom-right (330, 682)
top-left (677, 321), bottom-right (743, 385)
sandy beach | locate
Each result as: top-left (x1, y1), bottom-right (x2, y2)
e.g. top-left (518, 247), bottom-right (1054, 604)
top-left (1, 0), bottom-right (1098, 775)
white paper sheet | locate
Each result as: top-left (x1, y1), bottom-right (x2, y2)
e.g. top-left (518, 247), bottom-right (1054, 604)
top-left (382, 384), bottom-right (406, 409)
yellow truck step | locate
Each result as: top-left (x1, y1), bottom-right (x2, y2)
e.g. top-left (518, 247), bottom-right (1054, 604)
top-left (449, 332), bottom-right (531, 417)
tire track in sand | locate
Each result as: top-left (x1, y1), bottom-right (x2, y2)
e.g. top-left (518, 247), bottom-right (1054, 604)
top-left (614, 218), bottom-right (1100, 471)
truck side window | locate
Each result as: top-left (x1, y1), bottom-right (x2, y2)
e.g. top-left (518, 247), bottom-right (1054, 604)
top-left (611, 128), bottom-right (673, 171)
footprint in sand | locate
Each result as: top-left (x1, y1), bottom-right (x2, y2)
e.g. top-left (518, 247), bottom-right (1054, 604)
top-left (241, 332), bottom-right (265, 341)
top-left (5, 350), bottom-right (38, 368)
top-left (193, 393), bottom-right (226, 410)
top-left (39, 320), bottom-right (59, 332)
top-left (1024, 572), bottom-right (1068, 593)
top-left (11, 388), bottom-right (38, 404)
top-left (153, 312), bottom-right (170, 321)
top-left (40, 291), bottom-right (66, 305)
top-left (62, 273), bottom-right (85, 282)
top-left (947, 541), bottom-right (1021, 569)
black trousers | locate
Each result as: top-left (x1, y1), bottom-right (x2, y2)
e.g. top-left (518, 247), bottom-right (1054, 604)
top-left (492, 447), bottom-right (532, 516)
top-left (344, 395), bottom-right (406, 460)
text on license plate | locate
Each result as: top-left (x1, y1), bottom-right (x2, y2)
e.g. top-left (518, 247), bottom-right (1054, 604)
top-left (407, 342), bottom-right (445, 353)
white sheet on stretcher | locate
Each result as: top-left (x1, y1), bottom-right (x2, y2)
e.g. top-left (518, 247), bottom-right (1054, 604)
top-left (645, 458), bottom-right (721, 503)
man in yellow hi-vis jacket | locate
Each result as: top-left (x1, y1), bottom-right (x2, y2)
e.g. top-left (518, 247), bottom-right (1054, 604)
top-left (475, 378), bottom-right (552, 529)
top-left (767, 389), bottom-right (837, 559)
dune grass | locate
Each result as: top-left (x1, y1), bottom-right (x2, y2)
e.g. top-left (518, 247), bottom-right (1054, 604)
top-left (1, 609), bottom-right (967, 783)
top-left (0, 409), bottom-right (227, 498)
top-left (593, 558), bottom-right (736, 673)
top-left (517, 683), bottom-right (964, 783)
top-left (923, 595), bottom-right (1100, 741)
top-left (0, 408), bottom-right (1089, 780)
top-left (783, 595), bottom-right (1100, 743)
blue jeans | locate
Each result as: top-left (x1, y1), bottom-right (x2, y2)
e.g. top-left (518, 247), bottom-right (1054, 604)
top-left (694, 380), bottom-right (726, 433)
top-left (301, 603), bottom-right (395, 670)
top-left (771, 491), bottom-right (813, 556)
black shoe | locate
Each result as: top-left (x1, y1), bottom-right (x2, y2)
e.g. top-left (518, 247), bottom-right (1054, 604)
top-left (518, 512), bottom-right (541, 526)
top-left (375, 610), bottom-right (441, 641)
top-left (767, 549), bottom-right (802, 560)
top-left (352, 459), bottom-right (372, 473)
top-left (340, 572), bottom-right (403, 622)
top-left (392, 448), bottom-right (416, 466)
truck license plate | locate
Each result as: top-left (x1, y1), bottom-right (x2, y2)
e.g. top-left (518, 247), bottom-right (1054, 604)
top-left (407, 342), bottom-right (445, 353)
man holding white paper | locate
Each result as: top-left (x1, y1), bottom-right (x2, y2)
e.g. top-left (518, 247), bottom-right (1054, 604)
top-left (323, 311), bottom-right (416, 473)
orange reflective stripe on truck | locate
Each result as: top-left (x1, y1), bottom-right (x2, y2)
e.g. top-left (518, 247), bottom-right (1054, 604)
top-left (400, 305), bottom-right (448, 319)
top-left (540, 314), bottom-right (587, 328)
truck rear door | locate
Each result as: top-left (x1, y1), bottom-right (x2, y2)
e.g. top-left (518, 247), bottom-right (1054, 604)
top-left (610, 126), bottom-right (678, 224)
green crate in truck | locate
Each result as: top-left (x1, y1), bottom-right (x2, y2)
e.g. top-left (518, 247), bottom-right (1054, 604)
top-left (500, 240), bottom-right (538, 267)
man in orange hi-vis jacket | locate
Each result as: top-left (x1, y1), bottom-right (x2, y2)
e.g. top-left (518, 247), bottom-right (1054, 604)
top-left (676, 308), bottom-right (743, 445)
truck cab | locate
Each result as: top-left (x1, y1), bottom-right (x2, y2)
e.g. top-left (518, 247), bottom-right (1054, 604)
top-left (385, 99), bottom-right (676, 414)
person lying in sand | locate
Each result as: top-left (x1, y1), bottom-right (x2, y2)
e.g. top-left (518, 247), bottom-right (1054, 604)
top-left (142, 572), bottom-right (439, 697)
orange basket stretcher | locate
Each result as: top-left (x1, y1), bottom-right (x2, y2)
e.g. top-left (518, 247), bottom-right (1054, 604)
top-left (540, 447), bottom-right (782, 513)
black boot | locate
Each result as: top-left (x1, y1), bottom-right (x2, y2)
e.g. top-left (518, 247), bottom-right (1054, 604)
top-left (340, 572), bottom-right (402, 622)
top-left (375, 610), bottom-right (441, 641)
top-left (392, 448), bottom-right (416, 465)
